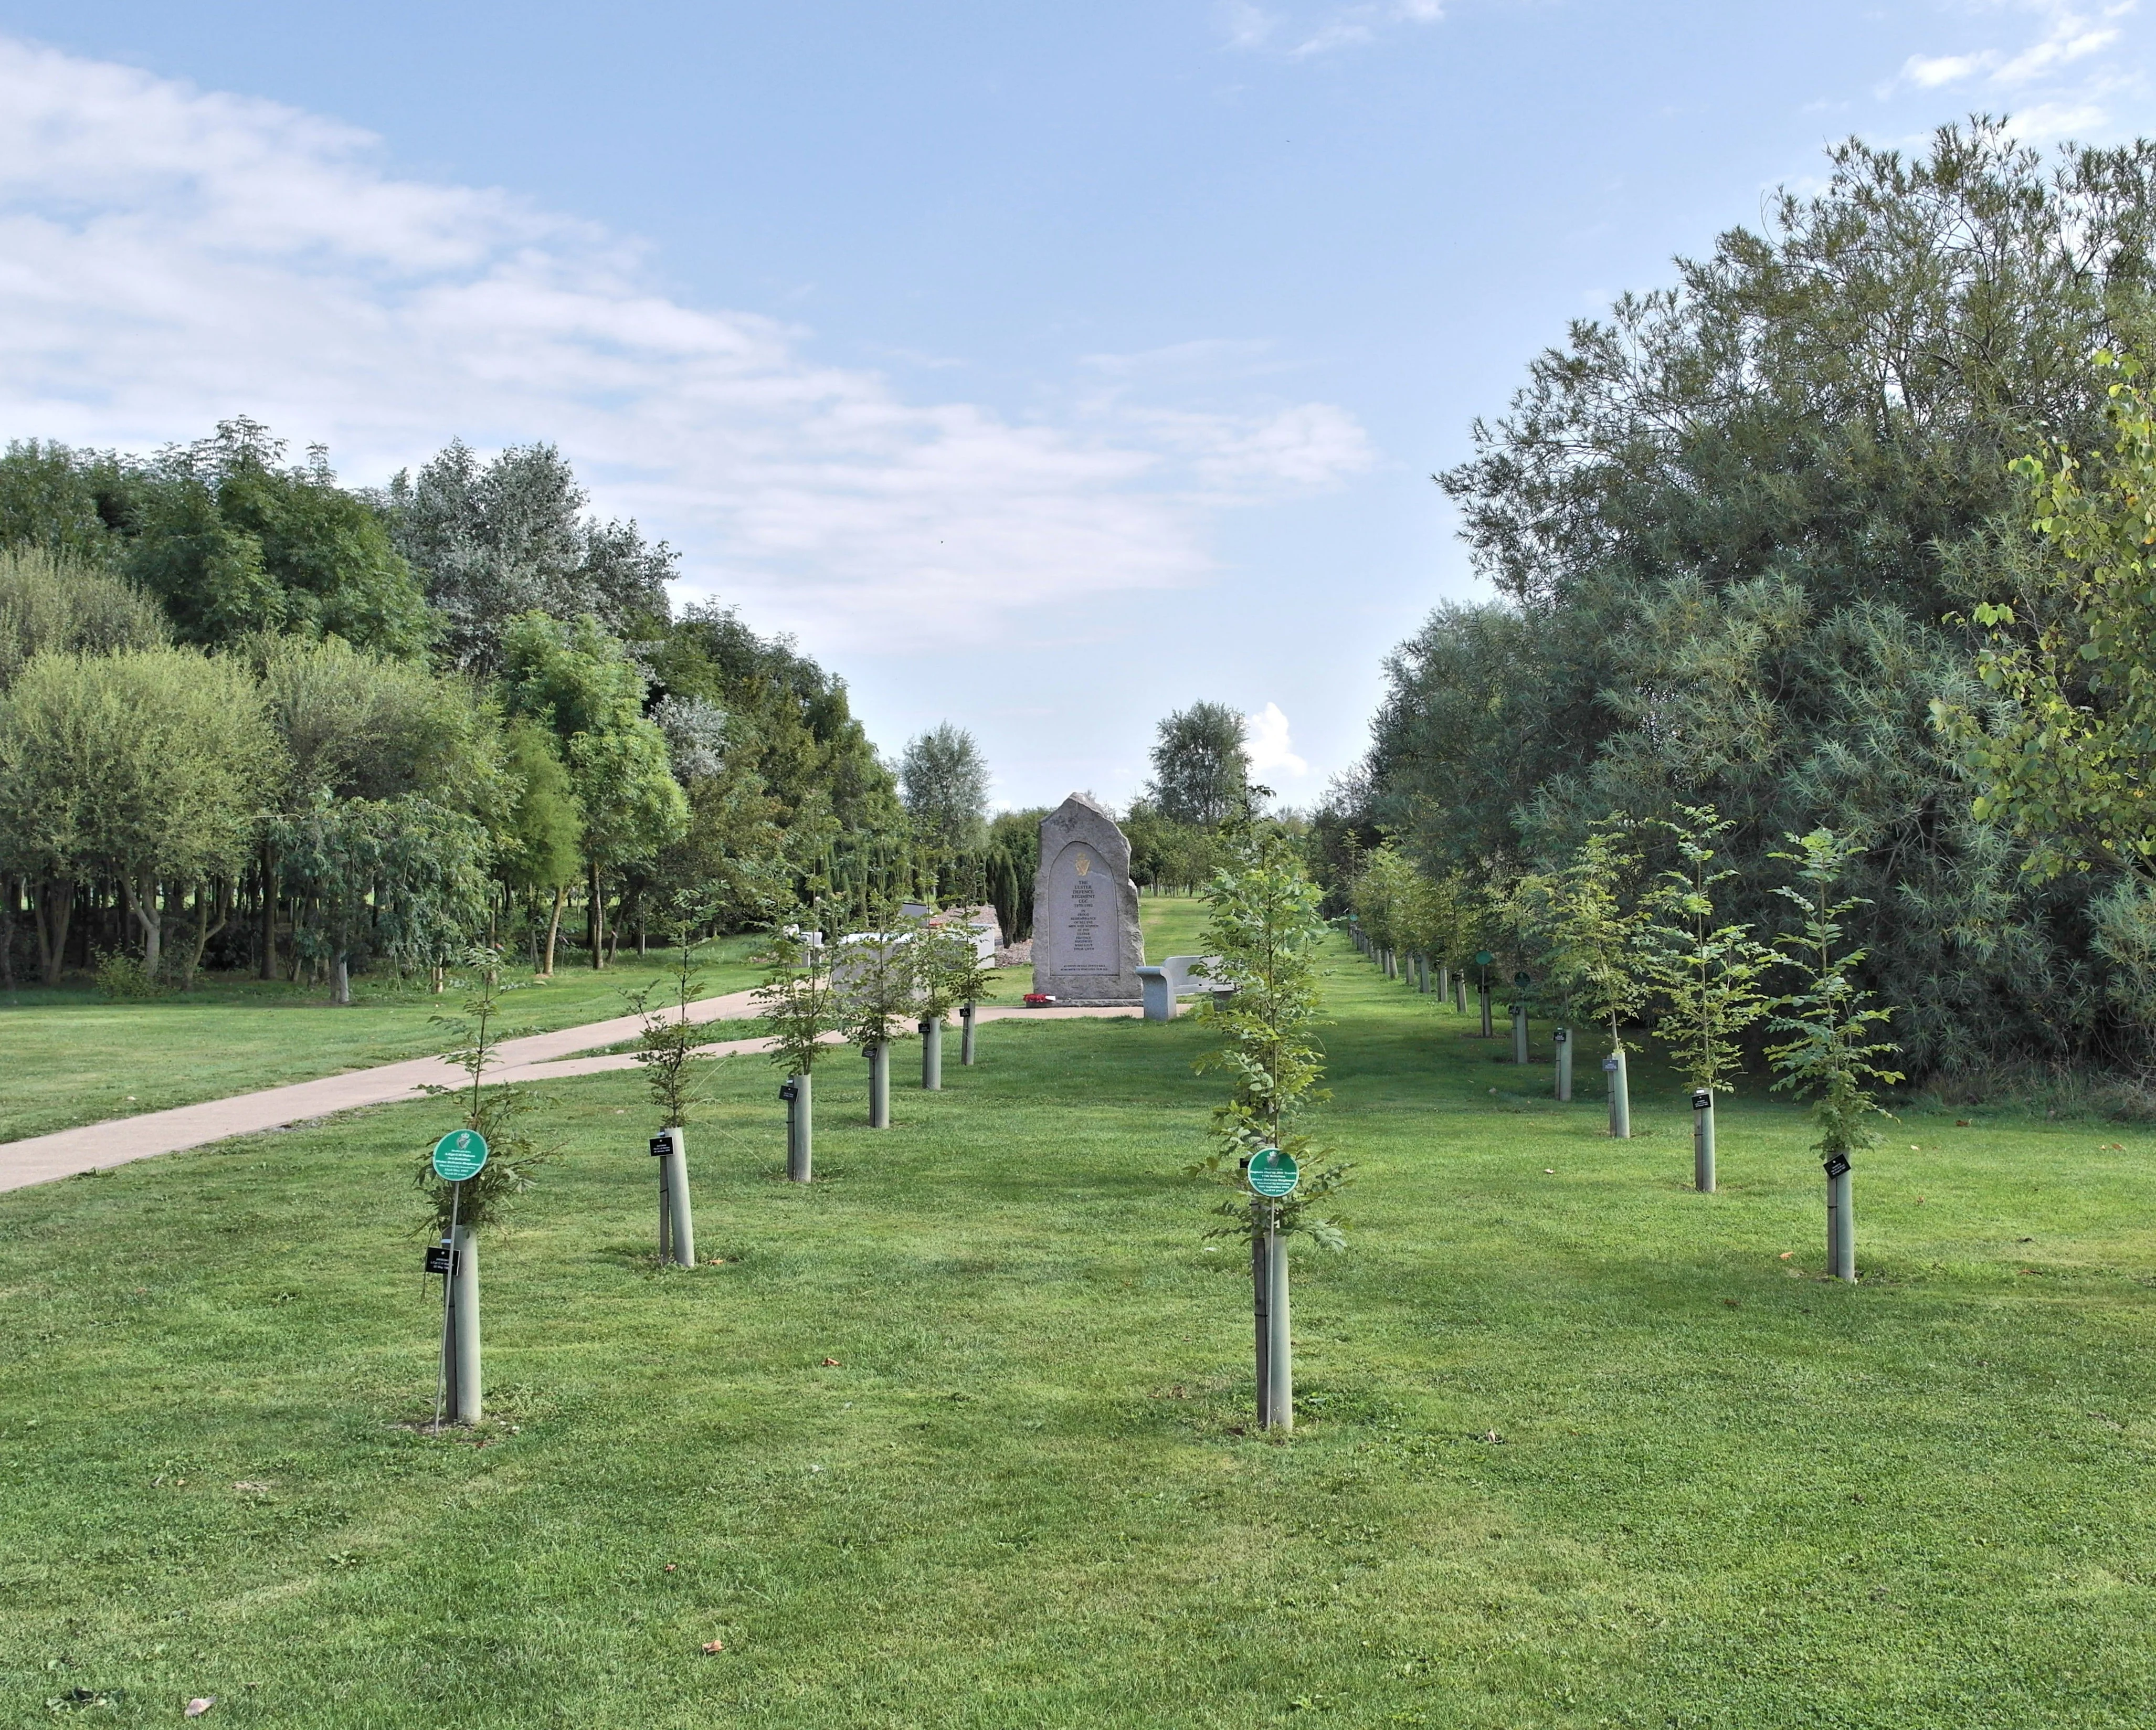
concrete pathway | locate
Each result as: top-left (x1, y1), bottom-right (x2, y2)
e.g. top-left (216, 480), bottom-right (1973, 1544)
top-left (0, 993), bottom-right (1156, 1194)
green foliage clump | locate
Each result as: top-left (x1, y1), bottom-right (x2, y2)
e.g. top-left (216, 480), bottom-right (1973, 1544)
top-left (129, 420), bottom-right (431, 659)
top-left (0, 547), bottom-right (168, 691)
top-left (1945, 352), bottom-right (2156, 881)
top-left (92, 950), bottom-right (162, 1001)
top-left (901, 723), bottom-right (990, 859)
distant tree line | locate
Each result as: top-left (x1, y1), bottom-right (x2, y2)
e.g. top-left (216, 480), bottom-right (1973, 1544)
top-left (1314, 122), bottom-right (2156, 1081)
top-left (0, 420), bottom-right (917, 994)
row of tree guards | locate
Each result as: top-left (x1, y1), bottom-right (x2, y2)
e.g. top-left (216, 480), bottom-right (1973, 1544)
top-left (415, 903), bottom-right (1002, 1425)
top-left (1346, 811), bottom-right (1898, 1285)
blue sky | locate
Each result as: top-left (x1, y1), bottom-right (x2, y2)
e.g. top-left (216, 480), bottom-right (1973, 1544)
top-left (0, 1), bottom-right (2149, 809)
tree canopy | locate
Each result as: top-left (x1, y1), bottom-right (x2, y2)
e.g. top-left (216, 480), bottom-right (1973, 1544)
top-left (901, 723), bottom-right (990, 858)
top-left (1355, 121), bottom-right (2156, 1077)
top-left (1146, 702), bottom-right (1250, 830)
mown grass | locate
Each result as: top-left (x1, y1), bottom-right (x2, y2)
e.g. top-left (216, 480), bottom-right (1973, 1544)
top-left (0, 941), bottom-right (767, 1144)
top-left (3, 929), bottom-right (2154, 1726)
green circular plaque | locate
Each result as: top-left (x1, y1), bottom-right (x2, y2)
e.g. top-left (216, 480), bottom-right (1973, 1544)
top-left (1475, 950), bottom-right (1494, 966)
top-left (1514, 969), bottom-right (1531, 988)
top-left (1246, 1147), bottom-right (1300, 1198)
top-left (431, 1128), bottom-right (489, 1183)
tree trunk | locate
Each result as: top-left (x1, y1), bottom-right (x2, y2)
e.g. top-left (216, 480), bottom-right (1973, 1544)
top-left (34, 878), bottom-right (75, 986)
top-left (125, 876), bottom-right (164, 978)
top-left (587, 858), bottom-right (605, 969)
top-left (543, 885), bottom-right (565, 976)
top-left (178, 878), bottom-right (232, 988)
top-left (0, 876), bottom-right (15, 989)
top-left (258, 842), bottom-right (279, 981)
top-left (332, 949), bottom-right (352, 1005)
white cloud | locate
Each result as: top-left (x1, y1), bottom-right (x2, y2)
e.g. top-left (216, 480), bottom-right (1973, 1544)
top-left (1218, 2), bottom-right (1282, 50)
top-left (1879, 3), bottom-right (2136, 132)
top-left (1244, 702), bottom-right (1309, 779)
top-left (1900, 50), bottom-right (1993, 88)
top-left (0, 35), bottom-right (1374, 652)
top-left (1220, 0), bottom-right (1444, 59)
top-left (1994, 16), bottom-right (2120, 84)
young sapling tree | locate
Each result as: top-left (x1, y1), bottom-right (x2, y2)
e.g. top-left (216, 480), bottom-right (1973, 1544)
top-left (417, 944), bottom-right (549, 1426)
top-left (622, 898), bottom-right (711, 1264)
top-left (836, 900), bottom-right (920, 1128)
top-left (919, 914), bottom-right (999, 1071)
top-left (1765, 828), bottom-right (1904, 1282)
top-left (754, 904), bottom-right (841, 1182)
top-left (1643, 805), bottom-right (1774, 1191)
top-left (1191, 829), bottom-right (1350, 1432)
top-left (1535, 821), bottom-right (1654, 1136)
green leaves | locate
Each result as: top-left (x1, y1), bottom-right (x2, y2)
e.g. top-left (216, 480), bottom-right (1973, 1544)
top-left (625, 904), bottom-right (714, 1130)
top-left (1640, 805), bottom-right (1773, 1094)
top-left (417, 944), bottom-right (550, 1236)
top-left (1191, 830), bottom-right (1348, 1250)
top-left (1763, 829), bottom-right (1904, 1158)
top-left (1513, 818), bottom-right (1653, 1053)
top-left (752, 903), bottom-right (842, 1078)
top-left (1949, 354), bottom-right (2156, 882)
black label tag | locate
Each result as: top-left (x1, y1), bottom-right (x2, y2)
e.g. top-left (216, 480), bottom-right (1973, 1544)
top-left (424, 1245), bottom-right (456, 1275)
top-left (1824, 1153), bottom-right (1852, 1179)
top-left (649, 1135), bottom-right (672, 1158)
top-left (778, 1082), bottom-right (799, 1103)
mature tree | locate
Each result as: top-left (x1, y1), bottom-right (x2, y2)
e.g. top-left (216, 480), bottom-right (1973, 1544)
top-left (252, 632), bottom-right (508, 980)
top-left (501, 612), bottom-right (686, 965)
top-left (129, 420), bottom-right (431, 658)
top-left (271, 793), bottom-right (492, 1003)
top-left (639, 601), bottom-right (906, 917)
top-left (256, 634), bottom-right (504, 811)
top-left (984, 808), bottom-right (1043, 942)
top-left (384, 439), bottom-right (675, 672)
top-left (499, 719), bottom-right (584, 974)
top-left (1371, 121), bottom-right (2156, 1077)
top-left (0, 441), bottom-right (138, 567)
top-left (1146, 702), bottom-right (1250, 829)
top-left (0, 648), bottom-right (279, 979)
top-left (900, 722), bottom-right (990, 866)
top-left (1, 548), bottom-right (169, 690)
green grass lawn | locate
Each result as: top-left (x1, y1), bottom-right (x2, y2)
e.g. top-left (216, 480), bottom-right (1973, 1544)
top-left (0, 942), bottom-right (768, 1145)
top-left (1139, 892), bottom-right (1211, 959)
top-left (4, 931), bottom-right (2155, 1725)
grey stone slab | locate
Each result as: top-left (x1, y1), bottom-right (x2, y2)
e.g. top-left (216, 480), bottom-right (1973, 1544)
top-left (1032, 792), bottom-right (1144, 1004)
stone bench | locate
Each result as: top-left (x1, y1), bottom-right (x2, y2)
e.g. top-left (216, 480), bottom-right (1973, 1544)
top-left (1136, 955), bottom-right (1228, 1021)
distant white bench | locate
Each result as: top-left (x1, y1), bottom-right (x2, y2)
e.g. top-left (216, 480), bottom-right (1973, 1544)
top-left (1136, 955), bottom-right (1229, 1021)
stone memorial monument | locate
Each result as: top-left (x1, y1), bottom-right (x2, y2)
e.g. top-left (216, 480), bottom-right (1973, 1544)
top-left (1032, 793), bottom-right (1144, 1005)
